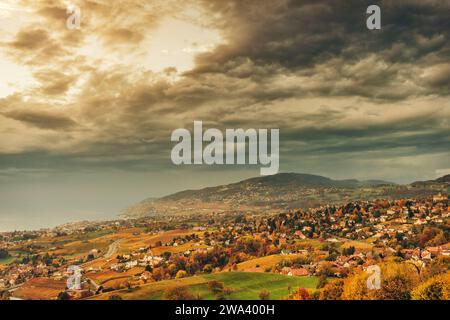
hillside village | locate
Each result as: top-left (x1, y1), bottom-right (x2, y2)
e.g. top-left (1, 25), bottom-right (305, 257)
top-left (1, 189), bottom-right (449, 300)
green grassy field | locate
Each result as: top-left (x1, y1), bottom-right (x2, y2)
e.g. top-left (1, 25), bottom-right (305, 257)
top-left (0, 250), bottom-right (23, 265)
top-left (202, 272), bottom-right (318, 300)
top-left (236, 254), bottom-right (307, 271)
top-left (94, 272), bottom-right (318, 300)
top-left (0, 256), bottom-right (15, 265)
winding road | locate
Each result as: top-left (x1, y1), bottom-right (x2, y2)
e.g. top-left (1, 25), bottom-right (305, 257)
top-left (104, 239), bottom-right (124, 259)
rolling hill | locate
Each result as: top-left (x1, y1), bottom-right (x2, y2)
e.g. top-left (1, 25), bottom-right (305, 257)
top-left (121, 173), bottom-right (448, 218)
top-left (412, 174), bottom-right (450, 186)
top-left (121, 173), bottom-right (390, 217)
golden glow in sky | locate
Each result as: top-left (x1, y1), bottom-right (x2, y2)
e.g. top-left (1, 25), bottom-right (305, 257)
top-left (0, 0), bottom-right (449, 221)
top-left (0, 1), bottom-right (223, 98)
top-left (144, 16), bottom-right (222, 73)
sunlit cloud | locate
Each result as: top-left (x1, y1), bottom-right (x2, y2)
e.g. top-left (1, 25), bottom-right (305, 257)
top-left (0, 0), bottom-right (449, 220)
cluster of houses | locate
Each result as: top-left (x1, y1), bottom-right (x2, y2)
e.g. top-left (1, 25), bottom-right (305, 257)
top-left (0, 263), bottom-right (54, 289)
top-left (0, 192), bottom-right (448, 299)
top-left (110, 253), bottom-right (164, 272)
top-left (401, 246), bottom-right (450, 260)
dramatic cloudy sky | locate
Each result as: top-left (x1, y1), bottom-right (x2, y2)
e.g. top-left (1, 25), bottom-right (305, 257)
top-left (0, 0), bottom-right (449, 230)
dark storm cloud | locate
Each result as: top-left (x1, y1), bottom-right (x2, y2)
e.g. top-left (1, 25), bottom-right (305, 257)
top-left (189, 0), bottom-right (450, 101)
top-left (282, 126), bottom-right (450, 156)
top-left (2, 0), bottom-right (450, 230)
top-left (0, 0), bottom-right (449, 184)
top-left (196, 0), bottom-right (450, 67)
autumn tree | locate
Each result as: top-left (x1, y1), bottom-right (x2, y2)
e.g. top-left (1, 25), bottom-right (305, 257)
top-left (316, 274), bottom-right (328, 289)
top-left (342, 262), bottom-right (419, 300)
top-left (176, 270), bottom-right (188, 278)
top-left (208, 281), bottom-right (225, 295)
top-left (203, 264), bottom-right (213, 273)
top-left (0, 249), bottom-right (9, 259)
top-left (342, 246), bottom-right (355, 256)
top-left (0, 290), bottom-right (11, 301)
top-left (163, 286), bottom-right (193, 300)
top-left (154, 241), bottom-right (162, 247)
top-left (289, 287), bottom-right (311, 300)
top-left (419, 227), bottom-right (447, 248)
top-left (320, 280), bottom-right (344, 300)
top-left (259, 289), bottom-right (271, 300)
top-left (411, 272), bottom-right (450, 300)
top-left (145, 264), bottom-right (153, 272)
top-left (151, 267), bottom-right (165, 281)
top-left (423, 256), bottom-right (450, 279)
top-left (375, 274), bottom-right (413, 300)
top-left (57, 291), bottom-right (71, 300)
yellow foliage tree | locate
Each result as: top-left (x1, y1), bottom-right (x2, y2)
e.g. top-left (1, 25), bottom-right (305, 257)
top-left (320, 279), bottom-right (344, 300)
top-left (288, 287), bottom-right (311, 300)
top-left (342, 262), bottom-right (420, 300)
top-left (176, 270), bottom-right (188, 279)
top-left (411, 272), bottom-right (450, 300)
